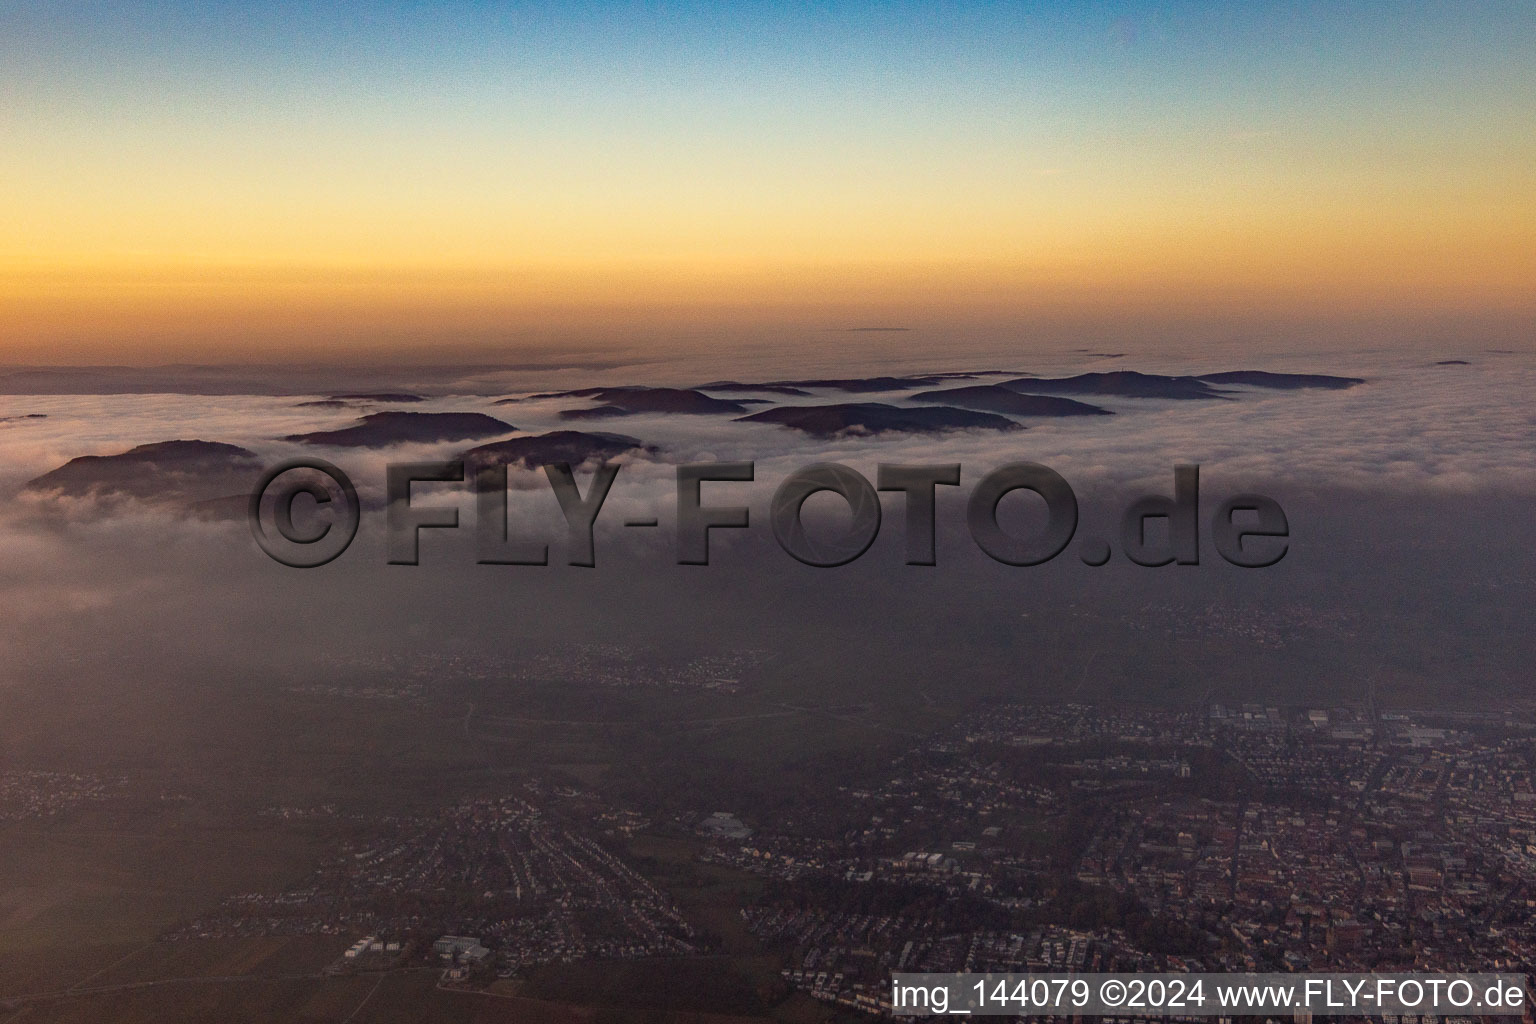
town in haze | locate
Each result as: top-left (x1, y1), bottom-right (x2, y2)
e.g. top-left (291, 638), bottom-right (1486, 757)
top-left (11, 681), bottom-right (1536, 1020)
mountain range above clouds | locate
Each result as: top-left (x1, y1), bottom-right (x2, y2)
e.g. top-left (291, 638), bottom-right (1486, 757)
top-left (736, 402), bottom-right (1024, 438)
top-left (701, 372), bottom-right (1022, 395)
top-left (906, 385), bottom-right (1113, 417)
top-left (283, 412), bottom-right (515, 448)
top-left (17, 430), bottom-right (657, 515)
top-left (22, 440), bottom-right (261, 505)
top-left (702, 369), bottom-right (1364, 401)
top-left (11, 366), bottom-right (1374, 513)
top-left (459, 430), bottom-right (658, 473)
top-left (1196, 371), bottom-right (1364, 390)
top-left (0, 364), bottom-right (1365, 399)
top-left (520, 387), bottom-right (756, 418)
top-left (1001, 371), bottom-right (1229, 400)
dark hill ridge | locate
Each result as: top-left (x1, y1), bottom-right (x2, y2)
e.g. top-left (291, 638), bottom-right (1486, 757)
top-left (908, 385), bottom-right (1112, 417)
top-left (513, 371), bottom-right (1026, 404)
top-left (689, 375), bottom-right (952, 394)
top-left (749, 371), bottom-right (1025, 393)
top-left (24, 440), bottom-right (260, 501)
top-left (558, 395), bottom-right (771, 421)
top-left (736, 403), bottom-right (1022, 438)
top-left (534, 374), bottom-right (1027, 401)
top-left (528, 387), bottom-right (605, 398)
top-left (327, 392), bottom-right (425, 402)
top-left (697, 381), bottom-right (813, 396)
top-left (496, 368), bottom-right (1358, 412)
top-left (1196, 371), bottom-right (1363, 389)
top-left (285, 411), bottom-right (513, 447)
top-left (999, 369), bottom-right (1362, 399)
top-left (763, 376), bottom-right (947, 393)
top-left (533, 387), bottom-right (750, 415)
top-left (558, 405), bottom-right (640, 420)
top-left (1003, 371), bottom-right (1228, 400)
top-left (460, 431), bottom-right (656, 471)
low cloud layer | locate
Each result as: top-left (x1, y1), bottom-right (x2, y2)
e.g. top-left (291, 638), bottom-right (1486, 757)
top-left (1, 352), bottom-right (1530, 725)
top-left (3, 353), bottom-right (1532, 505)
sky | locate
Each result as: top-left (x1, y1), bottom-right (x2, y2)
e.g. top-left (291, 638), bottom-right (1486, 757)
top-left (1, 1), bottom-right (1533, 363)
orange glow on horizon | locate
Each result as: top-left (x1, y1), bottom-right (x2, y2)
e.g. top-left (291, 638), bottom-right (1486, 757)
top-left (3, 212), bottom-right (1531, 362)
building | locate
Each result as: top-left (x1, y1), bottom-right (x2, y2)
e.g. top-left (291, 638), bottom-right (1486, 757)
top-left (433, 935), bottom-right (490, 962)
top-left (701, 812), bottom-right (752, 840)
